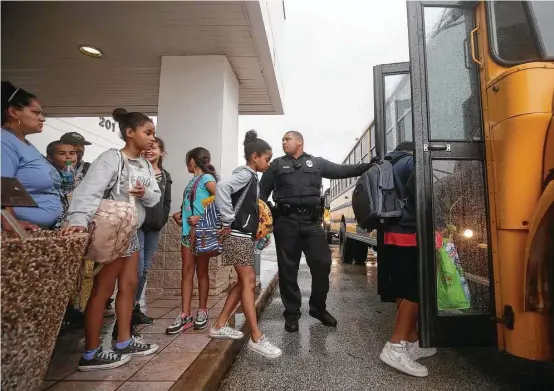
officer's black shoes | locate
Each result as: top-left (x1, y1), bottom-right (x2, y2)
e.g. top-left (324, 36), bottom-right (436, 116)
top-left (284, 318), bottom-right (299, 333)
top-left (309, 310), bottom-right (338, 327)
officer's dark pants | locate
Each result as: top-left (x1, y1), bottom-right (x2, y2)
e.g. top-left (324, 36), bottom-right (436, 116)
top-left (273, 214), bottom-right (332, 321)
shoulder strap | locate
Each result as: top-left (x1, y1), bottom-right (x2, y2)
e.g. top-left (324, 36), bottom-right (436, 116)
top-left (388, 155), bottom-right (410, 202)
top-left (103, 150), bottom-right (124, 199)
top-left (234, 172), bottom-right (256, 213)
top-left (188, 175), bottom-right (204, 213)
top-left (120, 152), bottom-right (135, 204)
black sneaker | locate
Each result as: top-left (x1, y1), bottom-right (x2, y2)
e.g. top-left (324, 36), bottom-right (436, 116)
top-left (77, 347), bottom-right (130, 371)
top-left (166, 314), bottom-right (194, 335)
top-left (132, 305), bottom-right (155, 325)
top-left (112, 321), bottom-right (142, 342)
top-left (113, 335), bottom-right (159, 357)
top-left (309, 310), bottom-right (338, 327)
top-left (61, 307), bottom-right (85, 331)
top-left (284, 318), bottom-right (299, 333)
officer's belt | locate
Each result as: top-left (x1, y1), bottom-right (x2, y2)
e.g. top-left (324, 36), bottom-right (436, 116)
top-left (277, 204), bottom-right (320, 217)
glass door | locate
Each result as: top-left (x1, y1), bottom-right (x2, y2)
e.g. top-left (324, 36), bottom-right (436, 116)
top-left (373, 62), bottom-right (411, 157)
top-left (373, 62), bottom-right (411, 303)
top-left (407, 1), bottom-right (496, 347)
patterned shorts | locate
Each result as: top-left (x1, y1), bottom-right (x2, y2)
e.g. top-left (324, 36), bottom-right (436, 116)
top-left (221, 234), bottom-right (254, 267)
top-left (181, 235), bottom-right (192, 249)
top-left (123, 232), bottom-right (140, 257)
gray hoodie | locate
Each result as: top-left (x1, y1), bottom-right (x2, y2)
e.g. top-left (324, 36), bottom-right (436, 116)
top-left (67, 149), bottom-right (161, 228)
top-left (215, 165), bottom-right (258, 226)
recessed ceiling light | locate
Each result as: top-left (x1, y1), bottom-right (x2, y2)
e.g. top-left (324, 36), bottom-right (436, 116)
top-left (78, 45), bottom-right (103, 58)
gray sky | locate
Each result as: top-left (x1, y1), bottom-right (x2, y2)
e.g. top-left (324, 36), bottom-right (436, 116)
top-left (239, 0), bottom-right (410, 188)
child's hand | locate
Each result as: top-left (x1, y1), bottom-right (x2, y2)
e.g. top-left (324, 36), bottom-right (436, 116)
top-left (60, 226), bottom-right (87, 234)
top-left (188, 215), bottom-right (201, 226)
top-left (173, 212), bottom-right (183, 226)
top-left (129, 180), bottom-right (145, 198)
top-left (218, 226), bottom-right (231, 236)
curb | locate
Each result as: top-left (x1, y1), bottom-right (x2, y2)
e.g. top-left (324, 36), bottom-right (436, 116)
top-left (170, 270), bottom-right (279, 391)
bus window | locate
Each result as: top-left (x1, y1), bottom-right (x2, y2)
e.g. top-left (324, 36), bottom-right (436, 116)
top-left (432, 160), bottom-right (491, 314)
top-left (361, 131), bottom-right (369, 162)
top-left (370, 126), bottom-right (376, 158)
top-left (488, 1), bottom-right (541, 63)
top-left (528, 2), bottom-right (554, 58)
top-left (384, 73), bottom-right (412, 152)
top-left (488, 1), bottom-right (554, 64)
top-left (425, 6), bottom-right (482, 141)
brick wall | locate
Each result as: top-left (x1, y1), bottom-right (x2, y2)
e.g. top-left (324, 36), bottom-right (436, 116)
top-left (146, 220), bottom-right (237, 296)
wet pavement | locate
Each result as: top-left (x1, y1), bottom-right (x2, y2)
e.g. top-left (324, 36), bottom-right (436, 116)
top-left (219, 241), bottom-right (554, 391)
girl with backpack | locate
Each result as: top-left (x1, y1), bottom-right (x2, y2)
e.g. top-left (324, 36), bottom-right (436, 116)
top-left (210, 130), bottom-right (282, 359)
top-left (165, 147), bottom-right (216, 335)
top-left (132, 137), bottom-right (172, 326)
top-left (62, 108), bottom-right (161, 371)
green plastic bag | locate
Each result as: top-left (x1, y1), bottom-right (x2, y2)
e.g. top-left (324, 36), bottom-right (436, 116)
top-left (436, 247), bottom-right (470, 310)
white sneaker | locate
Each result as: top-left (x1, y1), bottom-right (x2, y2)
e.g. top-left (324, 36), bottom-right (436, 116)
top-left (247, 335), bottom-right (282, 360)
top-left (407, 340), bottom-right (436, 360)
top-left (380, 341), bottom-right (428, 377)
top-left (209, 324), bottom-right (244, 340)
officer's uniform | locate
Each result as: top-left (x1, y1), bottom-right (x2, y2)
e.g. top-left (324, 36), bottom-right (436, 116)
top-left (260, 153), bottom-right (370, 322)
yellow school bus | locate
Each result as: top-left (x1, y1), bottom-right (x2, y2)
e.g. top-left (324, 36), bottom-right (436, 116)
top-left (335, 1), bottom-right (554, 361)
top-left (329, 123), bottom-right (379, 264)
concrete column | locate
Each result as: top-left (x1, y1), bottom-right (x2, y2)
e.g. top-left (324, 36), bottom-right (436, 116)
top-left (147, 55), bottom-right (239, 296)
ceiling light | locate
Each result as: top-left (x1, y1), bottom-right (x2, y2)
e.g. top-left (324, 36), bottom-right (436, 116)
top-left (78, 45), bottom-right (103, 58)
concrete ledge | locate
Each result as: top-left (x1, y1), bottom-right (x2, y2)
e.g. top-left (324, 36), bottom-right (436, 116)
top-left (170, 272), bottom-right (279, 391)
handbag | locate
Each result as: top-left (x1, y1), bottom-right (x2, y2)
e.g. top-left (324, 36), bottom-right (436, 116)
top-left (84, 151), bottom-right (138, 265)
top-left (191, 174), bottom-right (254, 256)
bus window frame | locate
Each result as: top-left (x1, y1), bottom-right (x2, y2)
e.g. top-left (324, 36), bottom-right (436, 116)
top-left (485, 0), bottom-right (552, 67)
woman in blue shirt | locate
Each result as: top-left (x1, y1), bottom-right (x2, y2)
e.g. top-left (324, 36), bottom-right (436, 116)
top-left (1, 81), bottom-right (62, 231)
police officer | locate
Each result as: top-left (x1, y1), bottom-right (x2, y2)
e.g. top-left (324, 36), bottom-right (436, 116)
top-left (260, 131), bottom-right (371, 332)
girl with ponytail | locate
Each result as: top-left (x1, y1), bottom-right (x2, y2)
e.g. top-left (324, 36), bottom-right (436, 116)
top-left (210, 130), bottom-right (282, 359)
top-left (166, 147), bottom-right (217, 335)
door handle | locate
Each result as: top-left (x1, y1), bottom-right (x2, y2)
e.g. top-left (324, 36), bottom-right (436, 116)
top-left (424, 144), bottom-right (451, 152)
top-left (470, 25), bottom-right (484, 70)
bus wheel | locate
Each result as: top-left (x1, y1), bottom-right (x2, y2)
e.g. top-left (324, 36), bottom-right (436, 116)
top-left (340, 225), bottom-right (354, 263)
top-left (352, 241), bottom-right (368, 265)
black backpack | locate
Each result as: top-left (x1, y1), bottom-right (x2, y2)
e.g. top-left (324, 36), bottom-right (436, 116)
top-left (351, 156), bottom-right (408, 231)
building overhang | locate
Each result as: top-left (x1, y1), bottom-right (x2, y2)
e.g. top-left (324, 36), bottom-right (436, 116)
top-left (1, 1), bottom-right (284, 116)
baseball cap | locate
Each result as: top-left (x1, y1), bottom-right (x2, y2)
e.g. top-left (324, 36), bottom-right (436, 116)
top-left (60, 132), bottom-right (92, 145)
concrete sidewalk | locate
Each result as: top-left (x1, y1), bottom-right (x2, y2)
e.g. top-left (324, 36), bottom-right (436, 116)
top-left (42, 255), bottom-right (279, 391)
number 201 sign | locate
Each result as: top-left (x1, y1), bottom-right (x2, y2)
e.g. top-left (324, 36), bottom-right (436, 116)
top-left (98, 117), bottom-right (117, 132)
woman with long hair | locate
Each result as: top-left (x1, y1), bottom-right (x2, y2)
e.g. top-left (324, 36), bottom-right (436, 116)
top-left (131, 137), bottom-right (173, 325)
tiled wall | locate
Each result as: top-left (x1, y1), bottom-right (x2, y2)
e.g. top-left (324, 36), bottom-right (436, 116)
top-left (146, 220), bottom-right (237, 296)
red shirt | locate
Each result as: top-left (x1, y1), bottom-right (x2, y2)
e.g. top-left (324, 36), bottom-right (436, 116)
top-left (384, 232), bottom-right (417, 247)
top-left (384, 231), bottom-right (442, 248)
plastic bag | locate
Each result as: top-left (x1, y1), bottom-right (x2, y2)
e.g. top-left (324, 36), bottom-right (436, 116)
top-left (436, 242), bottom-right (470, 311)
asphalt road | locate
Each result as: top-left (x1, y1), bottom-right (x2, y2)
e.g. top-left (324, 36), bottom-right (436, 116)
top-left (219, 240), bottom-right (554, 391)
